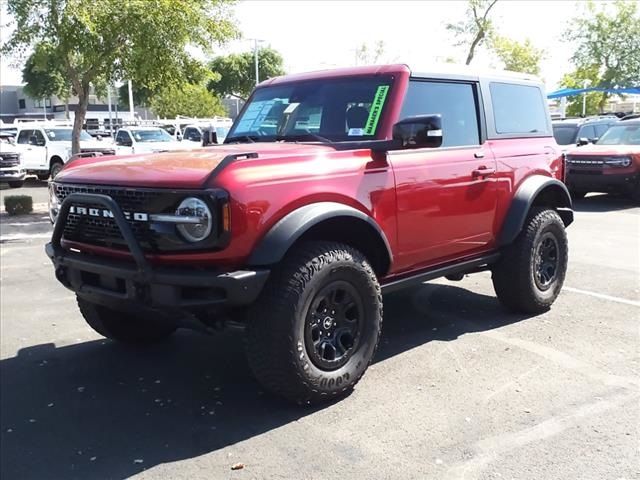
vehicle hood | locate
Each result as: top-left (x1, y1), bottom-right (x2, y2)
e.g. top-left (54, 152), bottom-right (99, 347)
top-left (565, 144), bottom-right (640, 157)
top-left (55, 143), bottom-right (334, 188)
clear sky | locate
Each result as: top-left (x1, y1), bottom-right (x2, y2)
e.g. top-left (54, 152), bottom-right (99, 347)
top-left (0, 0), bottom-right (608, 91)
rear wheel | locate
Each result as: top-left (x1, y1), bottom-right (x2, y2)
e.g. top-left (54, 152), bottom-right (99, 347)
top-left (245, 241), bottom-right (382, 405)
top-left (77, 296), bottom-right (177, 344)
top-left (492, 208), bottom-right (568, 314)
top-left (37, 173), bottom-right (50, 181)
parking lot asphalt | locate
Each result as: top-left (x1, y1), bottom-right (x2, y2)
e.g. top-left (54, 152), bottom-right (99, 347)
top-left (0, 194), bottom-right (638, 480)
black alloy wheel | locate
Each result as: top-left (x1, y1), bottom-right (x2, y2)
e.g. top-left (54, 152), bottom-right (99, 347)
top-left (533, 233), bottom-right (559, 291)
top-left (305, 281), bottom-right (364, 370)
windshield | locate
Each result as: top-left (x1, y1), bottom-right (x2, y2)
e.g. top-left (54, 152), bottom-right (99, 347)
top-left (131, 129), bottom-right (174, 143)
top-left (45, 129), bottom-right (93, 142)
top-left (597, 124), bottom-right (640, 145)
top-left (226, 76), bottom-right (394, 143)
top-left (552, 125), bottom-right (578, 145)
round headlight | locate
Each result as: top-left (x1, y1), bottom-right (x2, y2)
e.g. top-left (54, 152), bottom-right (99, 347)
top-left (175, 197), bottom-right (212, 242)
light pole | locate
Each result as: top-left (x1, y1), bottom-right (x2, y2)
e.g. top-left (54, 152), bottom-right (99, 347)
top-left (582, 80), bottom-right (589, 117)
top-left (128, 80), bottom-right (135, 122)
top-left (249, 38), bottom-right (265, 86)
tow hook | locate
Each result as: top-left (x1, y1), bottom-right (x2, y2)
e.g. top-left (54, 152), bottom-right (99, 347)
top-left (55, 266), bottom-right (70, 287)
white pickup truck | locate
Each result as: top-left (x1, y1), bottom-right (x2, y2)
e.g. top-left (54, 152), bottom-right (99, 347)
top-left (0, 132), bottom-right (25, 188)
top-left (114, 126), bottom-right (186, 155)
top-left (15, 124), bottom-right (115, 179)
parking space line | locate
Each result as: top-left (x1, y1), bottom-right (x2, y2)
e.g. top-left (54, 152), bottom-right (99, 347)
top-left (564, 286), bottom-right (640, 307)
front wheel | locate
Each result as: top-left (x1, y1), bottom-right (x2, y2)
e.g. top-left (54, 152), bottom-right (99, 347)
top-left (492, 208), bottom-right (568, 314)
top-left (245, 241), bottom-right (382, 405)
top-left (50, 161), bottom-right (64, 179)
top-left (8, 181), bottom-right (24, 188)
top-left (77, 296), bottom-right (177, 344)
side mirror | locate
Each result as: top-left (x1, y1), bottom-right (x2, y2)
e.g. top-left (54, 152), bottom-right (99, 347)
top-left (577, 137), bottom-right (590, 146)
top-left (119, 139), bottom-right (132, 147)
top-left (392, 114), bottom-right (443, 149)
top-left (590, 137), bottom-right (599, 144)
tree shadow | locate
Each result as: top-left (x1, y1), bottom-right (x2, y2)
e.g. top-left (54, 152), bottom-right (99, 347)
top-left (0, 283), bottom-right (533, 479)
top-left (572, 193), bottom-right (638, 213)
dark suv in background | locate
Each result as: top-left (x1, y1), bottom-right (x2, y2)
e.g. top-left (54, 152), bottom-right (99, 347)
top-left (552, 116), bottom-right (618, 150)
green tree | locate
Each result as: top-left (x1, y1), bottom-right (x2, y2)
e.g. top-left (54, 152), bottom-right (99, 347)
top-left (2, 0), bottom-right (236, 154)
top-left (208, 47), bottom-right (285, 100)
top-left (150, 83), bottom-right (227, 118)
top-left (447, 0), bottom-right (499, 65)
top-left (491, 36), bottom-right (544, 75)
top-left (559, 65), bottom-right (602, 117)
top-left (565, 1), bottom-right (640, 112)
top-left (21, 42), bottom-right (71, 115)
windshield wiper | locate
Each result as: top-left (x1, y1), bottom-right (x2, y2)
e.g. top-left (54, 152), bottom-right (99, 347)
top-left (225, 135), bottom-right (257, 144)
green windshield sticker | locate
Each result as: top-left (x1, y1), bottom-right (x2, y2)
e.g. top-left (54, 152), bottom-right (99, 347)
top-left (364, 85), bottom-right (390, 135)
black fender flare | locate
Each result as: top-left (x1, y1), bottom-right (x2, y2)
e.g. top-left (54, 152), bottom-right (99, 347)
top-left (248, 202), bottom-right (393, 269)
top-left (498, 175), bottom-right (573, 247)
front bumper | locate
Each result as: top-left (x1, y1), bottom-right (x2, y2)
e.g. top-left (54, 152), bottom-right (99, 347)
top-left (0, 168), bottom-right (26, 181)
top-left (567, 170), bottom-right (639, 194)
top-left (46, 192), bottom-right (269, 312)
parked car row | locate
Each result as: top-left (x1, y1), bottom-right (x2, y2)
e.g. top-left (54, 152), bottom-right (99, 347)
top-left (0, 117), bottom-right (234, 184)
top-left (553, 115), bottom-right (640, 201)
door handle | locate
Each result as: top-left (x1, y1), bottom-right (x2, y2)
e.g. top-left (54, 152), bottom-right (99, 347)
top-left (472, 166), bottom-right (496, 178)
top-left (474, 151), bottom-right (485, 158)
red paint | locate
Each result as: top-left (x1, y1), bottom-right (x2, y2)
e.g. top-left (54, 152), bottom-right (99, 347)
top-left (58, 66), bottom-right (564, 279)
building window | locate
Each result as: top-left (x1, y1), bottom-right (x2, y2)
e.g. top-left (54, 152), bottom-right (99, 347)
top-left (34, 98), bottom-right (52, 108)
top-left (18, 99), bottom-right (26, 109)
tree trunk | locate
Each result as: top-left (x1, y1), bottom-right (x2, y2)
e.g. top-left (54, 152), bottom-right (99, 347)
top-left (465, 32), bottom-right (484, 65)
top-left (72, 92), bottom-right (89, 155)
top-left (598, 92), bottom-right (609, 113)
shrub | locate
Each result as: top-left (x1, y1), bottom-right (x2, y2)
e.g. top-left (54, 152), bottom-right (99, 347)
top-left (4, 195), bottom-right (33, 216)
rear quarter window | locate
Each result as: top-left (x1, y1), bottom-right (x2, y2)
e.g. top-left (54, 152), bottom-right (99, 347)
top-left (490, 82), bottom-right (548, 135)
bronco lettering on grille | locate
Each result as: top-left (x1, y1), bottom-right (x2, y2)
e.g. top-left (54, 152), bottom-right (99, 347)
top-left (69, 206), bottom-right (149, 222)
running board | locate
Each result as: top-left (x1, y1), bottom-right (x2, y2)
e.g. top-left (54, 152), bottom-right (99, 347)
top-left (381, 253), bottom-right (500, 294)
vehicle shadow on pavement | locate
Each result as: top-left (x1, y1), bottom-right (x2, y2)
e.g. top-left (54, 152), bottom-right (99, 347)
top-left (0, 283), bottom-right (530, 479)
top-left (0, 178), bottom-right (48, 191)
top-left (572, 194), bottom-right (638, 212)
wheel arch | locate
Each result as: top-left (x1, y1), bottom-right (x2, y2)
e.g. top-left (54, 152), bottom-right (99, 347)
top-left (498, 175), bottom-right (573, 247)
top-left (248, 202), bottom-right (393, 276)
top-left (50, 155), bottom-right (64, 167)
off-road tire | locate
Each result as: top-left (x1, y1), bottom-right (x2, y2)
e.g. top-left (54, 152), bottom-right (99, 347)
top-left (492, 208), bottom-right (568, 314)
top-left (8, 181), bottom-right (24, 188)
top-left (77, 296), bottom-right (177, 344)
top-left (245, 241), bottom-right (383, 405)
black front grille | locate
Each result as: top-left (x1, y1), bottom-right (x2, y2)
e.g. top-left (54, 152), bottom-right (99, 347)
top-left (0, 153), bottom-right (20, 167)
top-left (54, 183), bottom-right (227, 253)
top-left (81, 148), bottom-right (116, 156)
top-left (55, 184), bottom-right (163, 250)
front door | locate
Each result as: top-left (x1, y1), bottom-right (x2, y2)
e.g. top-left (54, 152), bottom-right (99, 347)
top-left (16, 129), bottom-right (47, 170)
top-left (389, 80), bottom-right (498, 272)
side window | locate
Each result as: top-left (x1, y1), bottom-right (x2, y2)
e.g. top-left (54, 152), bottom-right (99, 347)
top-left (594, 124), bottom-right (610, 138)
top-left (184, 127), bottom-right (202, 142)
top-left (115, 130), bottom-right (130, 145)
top-left (17, 130), bottom-right (31, 144)
top-left (579, 125), bottom-right (596, 140)
top-left (490, 82), bottom-right (548, 135)
top-left (33, 129), bottom-right (46, 145)
top-left (400, 81), bottom-right (480, 147)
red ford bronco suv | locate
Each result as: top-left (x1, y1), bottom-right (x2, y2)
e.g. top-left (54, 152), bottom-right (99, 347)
top-left (46, 65), bottom-right (573, 404)
top-left (564, 119), bottom-right (640, 201)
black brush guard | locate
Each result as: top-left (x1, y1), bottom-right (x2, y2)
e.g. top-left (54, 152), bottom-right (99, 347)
top-left (45, 193), bottom-right (269, 311)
